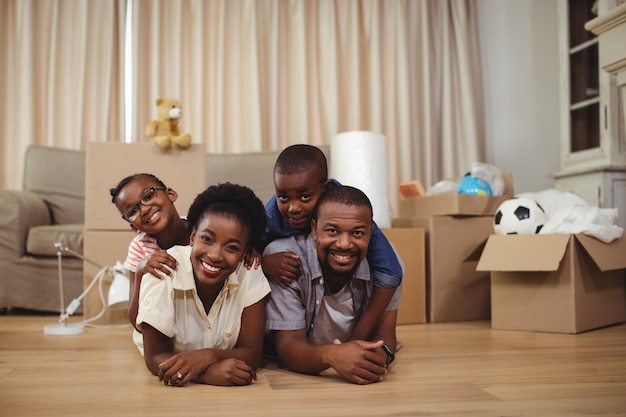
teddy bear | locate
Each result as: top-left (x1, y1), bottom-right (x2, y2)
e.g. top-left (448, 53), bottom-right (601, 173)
top-left (145, 97), bottom-right (192, 151)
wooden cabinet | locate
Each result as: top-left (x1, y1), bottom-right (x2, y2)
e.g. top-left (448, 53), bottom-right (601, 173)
top-left (554, 0), bottom-right (626, 229)
top-left (554, 169), bottom-right (626, 228)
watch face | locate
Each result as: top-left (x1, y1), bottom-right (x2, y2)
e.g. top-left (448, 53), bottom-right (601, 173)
top-left (382, 343), bottom-right (395, 364)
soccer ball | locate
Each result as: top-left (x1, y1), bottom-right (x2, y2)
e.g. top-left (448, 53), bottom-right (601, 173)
top-left (493, 197), bottom-right (547, 235)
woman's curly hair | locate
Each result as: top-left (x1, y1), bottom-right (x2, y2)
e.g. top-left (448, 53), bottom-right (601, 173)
top-left (186, 182), bottom-right (267, 251)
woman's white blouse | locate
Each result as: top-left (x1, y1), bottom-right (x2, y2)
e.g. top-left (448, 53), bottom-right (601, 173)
top-left (135, 245), bottom-right (270, 355)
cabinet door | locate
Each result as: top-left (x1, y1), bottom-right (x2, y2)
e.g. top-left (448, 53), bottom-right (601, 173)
top-left (558, 0), bottom-right (624, 172)
top-left (554, 171), bottom-right (602, 206)
top-left (607, 174), bottom-right (626, 229)
top-left (554, 170), bottom-right (626, 229)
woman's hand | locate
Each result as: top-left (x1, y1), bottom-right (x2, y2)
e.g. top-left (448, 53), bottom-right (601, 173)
top-left (198, 358), bottom-right (257, 386)
top-left (157, 350), bottom-right (216, 387)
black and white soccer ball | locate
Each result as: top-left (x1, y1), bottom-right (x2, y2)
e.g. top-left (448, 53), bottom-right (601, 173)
top-left (493, 197), bottom-right (547, 235)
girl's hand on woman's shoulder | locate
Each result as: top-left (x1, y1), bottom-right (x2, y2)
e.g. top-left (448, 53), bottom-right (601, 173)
top-left (138, 249), bottom-right (178, 279)
top-left (243, 249), bottom-right (261, 270)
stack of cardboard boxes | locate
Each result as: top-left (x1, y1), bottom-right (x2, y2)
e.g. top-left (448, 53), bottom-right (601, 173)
top-left (83, 142), bottom-right (206, 324)
top-left (394, 171), bottom-right (626, 333)
top-left (392, 173), bottom-right (515, 323)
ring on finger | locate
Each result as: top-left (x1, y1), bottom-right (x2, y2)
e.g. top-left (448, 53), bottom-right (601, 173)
top-left (177, 371), bottom-right (183, 380)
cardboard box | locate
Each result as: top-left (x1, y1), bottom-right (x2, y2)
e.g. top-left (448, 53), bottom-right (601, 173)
top-left (83, 142), bottom-right (207, 324)
top-left (477, 234), bottom-right (626, 334)
top-left (382, 228), bottom-right (426, 325)
top-left (82, 230), bottom-right (136, 325)
top-left (393, 216), bottom-right (494, 322)
top-left (85, 142), bottom-right (206, 230)
top-left (398, 172), bottom-right (514, 217)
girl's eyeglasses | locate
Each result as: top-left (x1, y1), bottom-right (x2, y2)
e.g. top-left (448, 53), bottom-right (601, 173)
top-left (122, 186), bottom-right (165, 222)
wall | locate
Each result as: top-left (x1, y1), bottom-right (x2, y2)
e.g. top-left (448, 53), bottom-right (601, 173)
top-left (477, 0), bottom-right (561, 194)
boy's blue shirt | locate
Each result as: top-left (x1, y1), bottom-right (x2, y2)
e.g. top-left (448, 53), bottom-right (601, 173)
top-left (263, 178), bottom-right (403, 288)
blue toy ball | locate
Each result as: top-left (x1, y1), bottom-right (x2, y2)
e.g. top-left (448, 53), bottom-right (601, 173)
top-left (458, 174), bottom-right (493, 196)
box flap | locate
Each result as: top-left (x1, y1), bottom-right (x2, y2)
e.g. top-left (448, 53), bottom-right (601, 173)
top-left (477, 234), bottom-right (571, 272)
top-left (575, 234), bottom-right (626, 271)
top-left (501, 171), bottom-right (514, 198)
top-left (464, 238), bottom-right (488, 262)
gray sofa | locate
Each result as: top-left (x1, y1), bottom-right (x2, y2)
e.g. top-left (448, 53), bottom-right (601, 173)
top-left (0, 143), bottom-right (329, 313)
top-left (0, 145), bottom-right (85, 312)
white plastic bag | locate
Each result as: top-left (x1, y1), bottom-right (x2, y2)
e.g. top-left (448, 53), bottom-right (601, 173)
top-left (518, 189), bottom-right (623, 243)
top-left (470, 162), bottom-right (504, 196)
top-left (426, 180), bottom-right (458, 196)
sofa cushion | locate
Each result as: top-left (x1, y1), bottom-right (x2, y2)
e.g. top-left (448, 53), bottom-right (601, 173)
top-left (0, 190), bottom-right (51, 259)
top-left (40, 194), bottom-right (85, 225)
top-left (27, 224), bottom-right (84, 256)
top-left (23, 145), bottom-right (85, 225)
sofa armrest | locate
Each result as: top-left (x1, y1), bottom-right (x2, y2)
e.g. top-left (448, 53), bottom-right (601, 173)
top-left (0, 190), bottom-right (51, 259)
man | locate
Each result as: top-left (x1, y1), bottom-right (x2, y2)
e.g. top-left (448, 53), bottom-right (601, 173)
top-left (264, 185), bottom-right (401, 385)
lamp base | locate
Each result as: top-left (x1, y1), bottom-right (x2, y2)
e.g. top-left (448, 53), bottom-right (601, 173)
top-left (43, 323), bottom-right (85, 335)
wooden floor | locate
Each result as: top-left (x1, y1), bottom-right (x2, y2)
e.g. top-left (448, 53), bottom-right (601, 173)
top-left (1, 313), bottom-right (625, 417)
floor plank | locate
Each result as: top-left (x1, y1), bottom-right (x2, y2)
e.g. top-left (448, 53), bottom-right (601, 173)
top-left (1, 315), bottom-right (625, 416)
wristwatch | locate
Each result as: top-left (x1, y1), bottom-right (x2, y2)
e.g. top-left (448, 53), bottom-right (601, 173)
top-left (381, 343), bottom-right (395, 365)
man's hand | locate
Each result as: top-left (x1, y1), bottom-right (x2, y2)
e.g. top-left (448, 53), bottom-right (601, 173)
top-left (261, 252), bottom-right (301, 284)
top-left (326, 339), bottom-right (388, 385)
top-left (137, 249), bottom-right (178, 279)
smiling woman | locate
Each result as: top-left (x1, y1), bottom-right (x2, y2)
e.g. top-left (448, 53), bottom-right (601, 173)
top-left (136, 182), bottom-right (271, 387)
top-left (190, 213), bottom-right (249, 301)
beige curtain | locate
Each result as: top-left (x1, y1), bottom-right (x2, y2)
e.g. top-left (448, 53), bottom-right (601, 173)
top-left (132, 0), bottom-right (485, 214)
top-left (0, 0), bottom-right (125, 190)
top-left (2, 0), bottom-right (484, 215)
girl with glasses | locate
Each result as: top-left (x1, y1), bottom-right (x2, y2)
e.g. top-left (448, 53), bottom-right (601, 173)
top-left (110, 173), bottom-right (190, 334)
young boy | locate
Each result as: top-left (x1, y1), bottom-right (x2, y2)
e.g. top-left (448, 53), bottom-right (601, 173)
top-left (261, 144), bottom-right (403, 341)
top-left (109, 173), bottom-right (190, 330)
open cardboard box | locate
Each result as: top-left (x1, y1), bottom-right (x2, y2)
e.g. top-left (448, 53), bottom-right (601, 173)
top-left (398, 172), bottom-right (514, 217)
top-left (393, 216), bottom-right (494, 323)
top-left (477, 233), bottom-right (626, 334)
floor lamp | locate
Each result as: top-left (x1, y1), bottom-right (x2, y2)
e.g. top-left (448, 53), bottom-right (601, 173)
top-left (44, 242), bottom-right (130, 335)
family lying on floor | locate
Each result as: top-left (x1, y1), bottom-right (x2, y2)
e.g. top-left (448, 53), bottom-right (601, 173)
top-left (109, 144), bottom-right (403, 386)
